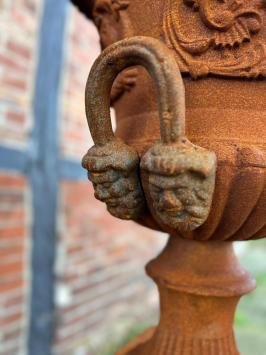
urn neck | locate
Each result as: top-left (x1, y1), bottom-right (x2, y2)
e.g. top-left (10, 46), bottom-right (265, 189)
top-left (118, 237), bottom-right (256, 355)
top-left (146, 236), bottom-right (256, 297)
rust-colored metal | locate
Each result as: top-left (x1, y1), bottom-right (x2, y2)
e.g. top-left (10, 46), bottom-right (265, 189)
top-left (82, 37), bottom-right (217, 229)
top-left (117, 237), bottom-right (255, 355)
top-left (74, 0), bottom-right (265, 354)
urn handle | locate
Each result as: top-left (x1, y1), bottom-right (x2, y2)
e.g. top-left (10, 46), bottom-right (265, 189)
top-left (82, 36), bottom-right (186, 221)
top-left (82, 36), bottom-right (216, 229)
top-left (136, 37), bottom-right (217, 231)
top-left (84, 36), bottom-right (186, 145)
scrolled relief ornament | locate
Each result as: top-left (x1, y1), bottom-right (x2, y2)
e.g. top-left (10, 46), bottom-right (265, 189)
top-left (163, 0), bottom-right (266, 78)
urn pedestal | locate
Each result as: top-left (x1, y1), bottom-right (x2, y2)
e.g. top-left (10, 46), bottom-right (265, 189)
top-left (72, 0), bottom-right (266, 354)
top-left (118, 237), bottom-right (255, 355)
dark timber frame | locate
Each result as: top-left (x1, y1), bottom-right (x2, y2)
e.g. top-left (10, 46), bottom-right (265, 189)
top-left (0, 0), bottom-right (86, 353)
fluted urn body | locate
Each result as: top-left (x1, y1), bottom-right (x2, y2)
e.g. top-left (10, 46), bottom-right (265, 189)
top-left (72, 1), bottom-right (266, 354)
top-left (82, 0), bottom-right (266, 241)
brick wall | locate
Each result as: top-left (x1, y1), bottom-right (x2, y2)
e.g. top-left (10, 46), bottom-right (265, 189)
top-left (0, 174), bottom-right (30, 355)
top-left (0, 1), bottom-right (43, 354)
top-left (0, 0), bottom-right (42, 148)
top-left (59, 7), bottom-right (99, 161)
top-left (0, 1), bottom-right (166, 354)
top-left (54, 181), bottom-right (165, 354)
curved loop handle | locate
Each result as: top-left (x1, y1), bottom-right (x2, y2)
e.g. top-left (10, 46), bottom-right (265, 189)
top-left (85, 36), bottom-right (186, 145)
top-left (83, 35), bottom-right (216, 229)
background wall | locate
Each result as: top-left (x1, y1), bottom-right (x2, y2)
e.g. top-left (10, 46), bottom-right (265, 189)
top-left (0, 0), bottom-right (42, 353)
top-left (0, 1), bottom-right (165, 354)
top-left (1, 1), bottom-right (266, 355)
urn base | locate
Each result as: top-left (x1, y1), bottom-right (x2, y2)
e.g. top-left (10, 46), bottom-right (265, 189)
top-left (117, 237), bottom-right (255, 355)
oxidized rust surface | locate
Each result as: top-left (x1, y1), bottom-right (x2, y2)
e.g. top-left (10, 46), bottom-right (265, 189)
top-left (76, 0), bottom-right (266, 241)
top-left (163, 0), bottom-right (266, 78)
top-left (117, 237), bottom-right (255, 355)
top-left (82, 37), bottom-right (217, 231)
top-left (72, 1), bottom-right (265, 354)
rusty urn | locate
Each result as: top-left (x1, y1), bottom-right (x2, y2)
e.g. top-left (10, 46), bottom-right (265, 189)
top-left (74, 0), bottom-right (266, 354)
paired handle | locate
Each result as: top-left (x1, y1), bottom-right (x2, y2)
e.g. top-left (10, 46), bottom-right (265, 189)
top-left (82, 36), bottom-right (216, 231)
top-left (85, 36), bottom-right (185, 145)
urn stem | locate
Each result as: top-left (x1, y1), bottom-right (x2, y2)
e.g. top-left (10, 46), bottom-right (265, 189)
top-left (117, 237), bottom-right (256, 355)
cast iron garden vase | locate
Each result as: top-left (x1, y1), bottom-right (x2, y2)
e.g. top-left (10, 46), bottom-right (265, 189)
top-left (72, 0), bottom-right (266, 354)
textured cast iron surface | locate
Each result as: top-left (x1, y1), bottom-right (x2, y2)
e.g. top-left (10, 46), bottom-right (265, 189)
top-left (82, 37), bottom-right (216, 231)
top-left (72, 1), bottom-right (265, 354)
top-left (77, 0), bottom-right (266, 241)
top-left (116, 237), bottom-right (255, 355)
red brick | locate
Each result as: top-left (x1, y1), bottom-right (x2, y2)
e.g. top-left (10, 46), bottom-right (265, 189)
top-left (0, 227), bottom-right (26, 239)
top-left (68, 245), bottom-right (84, 255)
top-left (0, 175), bottom-right (26, 188)
top-left (0, 261), bottom-right (24, 276)
top-left (55, 310), bottom-right (105, 341)
top-left (11, 8), bottom-right (28, 27)
top-left (0, 280), bottom-right (24, 293)
top-left (3, 328), bottom-right (22, 342)
top-left (64, 130), bottom-right (86, 142)
top-left (3, 77), bottom-right (28, 91)
top-left (0, 312), bottom-right (23, 326)
top-left (3, 294), bottom-right (24, 308)
top-left (6, 111), bottom-right (26, 125)
top-left (0, 54), bottom-right (28, 73)
top-left (0, 192), bottom-right (24, 205)
top-left (25, 0), bottom-right (37, 14)
top-left (7, 41), bottom-right (32, 60)
top-left (0, 209), bottom-right (25, 224)
top-left (0, 245), bottom-right (24, 258)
